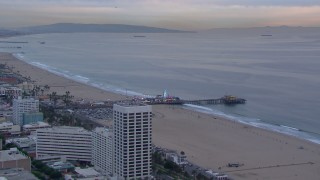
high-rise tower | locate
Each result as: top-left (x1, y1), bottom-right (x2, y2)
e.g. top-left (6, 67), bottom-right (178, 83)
top-left (113, 103), bottom-right (152, 180)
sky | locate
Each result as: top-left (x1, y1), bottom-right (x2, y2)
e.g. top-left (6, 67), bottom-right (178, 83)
top-left (0, 0), bottom-right (320, 30)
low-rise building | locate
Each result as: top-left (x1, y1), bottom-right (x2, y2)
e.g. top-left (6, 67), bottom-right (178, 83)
top-left (0, 122), bottom-right (20, 135)
top-left (0, 86), bottom-right (22, 98)
top-left (165, 152), bottom-right (187, 165)
top-left (36, 126), bottom-right (92, 162)
top-left (65, 167), bottom-right (106, 180)
top-left (74, 167), bottom-right (102, 178)
top-left (23, 122), bottom-right (50, 132)
top-left (0, 148), bottom-right (31, 171)
top-left (205, 170), bottom-right (228, 180)
top-left (0, 110), bottom-right (12, 118)
top-left (47, 161), bottom-right (75, 173)
top-left (0, 168), bottom-right (37, 180)
top-left (8, 136), bottom-right (36, 149)
top-left (6, 136), bottom-right (36, 158)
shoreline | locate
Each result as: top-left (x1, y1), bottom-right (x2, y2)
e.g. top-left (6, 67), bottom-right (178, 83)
top-left (182, 103), bottom-right (320, 145)
top-left (1, 52), bottom-right (320, 179)
top-left (13, 52), bottom-right (320, 145)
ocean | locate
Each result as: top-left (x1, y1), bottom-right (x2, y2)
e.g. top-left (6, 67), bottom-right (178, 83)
top-left (1, 31), bottom-right (320, 144)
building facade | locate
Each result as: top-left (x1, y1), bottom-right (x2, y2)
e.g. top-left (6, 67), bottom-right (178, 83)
top-left (113, 104), bottom-right (152, 180)
top-left (0, 122), bottom-right (20, 134)
top-left (12, 98), bottom-right (39, 125)
top-left (36, 126), bottom-right (92, 162)
top-left (92, 127), bottom-right (113, 176)
top-left (22, 112), bottom-right (43, 125)
top-left (23, 122), bottom-right (50, 132)
top-left (0, 148), bottom-right (31, 171)
top-left (0, 86), bottom-right (22, 98)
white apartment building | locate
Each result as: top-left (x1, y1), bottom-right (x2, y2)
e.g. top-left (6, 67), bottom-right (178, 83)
top-left (36, 126), bottom-right (92, 162)
top-left (12, 98), bottom-right (39, 125)
top-left (0, 122), bottom-right (20, 134)
top-left (92, 127), bottom-right (113, 176)
top-left (113, 103), bottom-right (152, 180)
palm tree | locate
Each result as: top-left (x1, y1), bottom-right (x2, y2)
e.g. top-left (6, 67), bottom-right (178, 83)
top-left (32, 85), bottom-right (41, 96)
top-left (22, 91), bottom-right (29, 98)
top-left (44, 85), bottom-right (50, 91)
top-left (63, 91), bottom-right (74, 106)
top-left (49, 92), bottom-right (58, 106)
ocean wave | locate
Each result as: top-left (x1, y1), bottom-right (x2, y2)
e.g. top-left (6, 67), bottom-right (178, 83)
top-left (280, 125), bottom-right (300, 131)
top-left (13, 53), bottom-right (148, 97)
top-left (183, 104), bottom-right (320, 145)
top-left (29, 62), bottom-right (90, 84)
top-left (184, 104), bottom-right (260, 123)
top-left (11, 53), bottom-right (320, 145)
top-left (91, 82), bottom-right (147, 97)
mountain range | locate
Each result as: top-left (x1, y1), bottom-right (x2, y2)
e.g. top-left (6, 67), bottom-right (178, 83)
top-left (16, 23), bottom-right (190, 34)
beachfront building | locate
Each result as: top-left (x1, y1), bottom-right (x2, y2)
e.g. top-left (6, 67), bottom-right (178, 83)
top-left (92, 127), bottom-right (113, 176)
top-left (113, 103), bottom-right (152, 180)
top-left (12, 97), bottom-right (39, 125)
top-left (36, 126), bottom-right (92, 162)
top-left (0, 148), bottom-right (31, 171)
top-left (165, 152), bottom-right (188, 165)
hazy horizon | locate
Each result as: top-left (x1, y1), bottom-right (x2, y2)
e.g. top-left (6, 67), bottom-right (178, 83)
top-left (6, 22), bottom-right (320, 32)
top-left (1, 0), bottom-right (320, 30)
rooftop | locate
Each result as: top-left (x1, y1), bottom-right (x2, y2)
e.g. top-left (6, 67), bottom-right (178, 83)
top-left (93, 127), bottom-right (113, 137)
top-left (74, 167), bottom-right (101, 178)
top-left (7, 136), bottom-right (36, 149)
top-left (13, 98), bottom-right (38, 102)
top-left (36, 126), bottom-right (91, 134)
top-left (47, 161), bottom-right (74, 170)
top-left (113, 103), bottom-right (152, 113)
top-left (0, 168), bottom-right (37, 180)
top-left (23, 122), bottom-right (50, 128)
top-left (0, 148), bottom-right (29, 162)
top-left (0, 122), bottom-right (14, 127)
top-left (115, 101), bottom-right (148, 107)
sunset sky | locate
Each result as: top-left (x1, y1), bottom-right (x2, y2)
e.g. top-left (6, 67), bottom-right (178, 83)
top-left (1, 0), bottom-right (320, 30)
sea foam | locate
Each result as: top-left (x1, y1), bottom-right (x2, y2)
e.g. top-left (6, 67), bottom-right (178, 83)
top-left (183, 104), bottom-right (320, 145)
top-left (12, 52), bottom-right (320, 145)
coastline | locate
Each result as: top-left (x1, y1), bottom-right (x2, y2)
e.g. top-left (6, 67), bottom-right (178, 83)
top-left (1, 52), bottom-right (320, 179)
top-left (13, 52), bottom-right (320, 145)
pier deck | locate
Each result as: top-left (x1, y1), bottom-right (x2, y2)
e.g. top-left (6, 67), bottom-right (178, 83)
top-left (143, 95), bottom-right (246, 105)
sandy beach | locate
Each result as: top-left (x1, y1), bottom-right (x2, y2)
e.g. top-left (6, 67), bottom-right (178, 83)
top-left (1, 52), bottom-right (320, 180)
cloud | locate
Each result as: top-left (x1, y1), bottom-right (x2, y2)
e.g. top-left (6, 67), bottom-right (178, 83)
top-left (1, 0), bottom-right (320, 6)
top-left (0, 0), bottom-right (320, 29)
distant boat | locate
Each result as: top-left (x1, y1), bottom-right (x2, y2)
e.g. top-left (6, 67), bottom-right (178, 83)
top-left (39, 41), bottom-right (45, 44)
top-left (133, 35), bottom-right (146, 38)
top-left (261, 35), bottom-right (272, 37)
